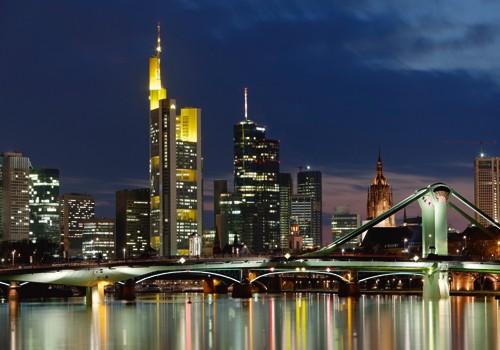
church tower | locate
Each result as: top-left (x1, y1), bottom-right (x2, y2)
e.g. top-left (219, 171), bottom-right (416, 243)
top-left (366, 149), bottom-right (395, 227)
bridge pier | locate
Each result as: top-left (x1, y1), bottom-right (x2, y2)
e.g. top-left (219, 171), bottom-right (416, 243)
top-left (338, 282), bottom-right (360, 298)
top-left (113, 280), bottom-right (136, 301)
top-left (232, 282), bottom-right (253, 298)
top-left (423, 268), bottom-right (450, 299)
top-left (202, 278), bottom-right (228, 294)
top-left (8, 281), bottom-right (20, 301)
top-left (86, 281), bottom-right (110, 306)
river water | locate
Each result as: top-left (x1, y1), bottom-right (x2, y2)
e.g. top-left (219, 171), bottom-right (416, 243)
top-left (0, 293), bottom-right (499, 350)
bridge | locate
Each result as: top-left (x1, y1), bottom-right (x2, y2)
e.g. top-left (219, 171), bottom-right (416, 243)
top-left (1, 183), bottom-right (500, 303)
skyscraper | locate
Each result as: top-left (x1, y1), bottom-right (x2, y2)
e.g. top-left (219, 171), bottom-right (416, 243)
top-left (176, 107), bottom-right (202, 255)
top-left (474, 156), bottom-right (500, 226)
top-left (279, 173), bottom-right (292, 249)
top-left (29, 168), bottom-right (60, 243)
top-left (218, 192), bottom-right (243, 247)
top-left (59, 193), bottom-right (95, 258)
top-left (115, 189), bottom-right (150, 258)
top-left (148, 25), bottom-right (202, 256)
top-left (367, 150), bottom-right (395, 227)
top-left (233, 88), bottom-right (280, 251)
top-left (297, 168), bottom-right (322, 247)
top-left (0, 152), bottom-right (31, 242)
top-left (291, 194), bottom-right (313, 248)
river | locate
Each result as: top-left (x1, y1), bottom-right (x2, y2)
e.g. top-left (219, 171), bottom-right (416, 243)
top-left (0, 293), bottom-right (499, 349)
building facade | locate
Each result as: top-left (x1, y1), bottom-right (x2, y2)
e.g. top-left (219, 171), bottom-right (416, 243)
top-left (59, 193), bottom-right (95, 258)
top-left (115, 189), bottom-right (150, 258)
top-left (331, 206), bottom-right (360, 250)
top-left (297, 169), bottom-right (322, 247)
top-left (367, 150), bottom-right (395, 227)
top-left (175, 107), bottom-right (202, 255)
top-left (218, 192), bottom-right (243, 248)
top-left (291, 194), bottom-right (313, 249)
top-left (81, 218), bottom-right (115, 260)
top-left (233, 89), bottom-right (280, 252)
top-left (29, 168), bottom-right (60, 243)
top-left (279, 173), bottom-right (292, 250)
top-left (474, 156), bottom-right (500, 226)
top-left (0, 152), bottom-right (31, 242)
top-left (148, 25), bottom-right (202, 256)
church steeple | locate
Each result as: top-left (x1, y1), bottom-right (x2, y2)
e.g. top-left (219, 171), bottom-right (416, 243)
top-left (373, 147), bottom-right (387, 185)
top-left (367, 148), bottom-right (395, 226)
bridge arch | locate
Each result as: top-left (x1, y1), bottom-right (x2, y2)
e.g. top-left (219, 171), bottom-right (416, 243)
top-left (359, 272), bottom-right (425, 283)
top-left (250, 270), bottom-right (350, 283)
top-left (473, 274), bottom-right (499, 291)
top-left (135, 270), bottom-right (241, 285)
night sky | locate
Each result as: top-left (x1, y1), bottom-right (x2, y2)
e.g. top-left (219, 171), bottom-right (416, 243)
top-left (2, 1), bottom-right (500, 240)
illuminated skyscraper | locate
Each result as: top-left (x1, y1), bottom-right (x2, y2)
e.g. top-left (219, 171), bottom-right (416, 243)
top-left (176, 107), bottom-right (202, 255)
top-left (279, 173), bottom-right (292, 249)
top-left (59, 193), bottom-right (95, 258)
top-left (116, 189), bottom-right (150, 258)
top-left (148, 25), bottom-right (202, 256)
top-left (291, 194), bottom-right (313, 248)
top-left (29, 168), bottom-right (60, 243)
top-left (219, 192), bottom-right (243, 247)
top-left (233, 89), bottom-right (280, 251)
top-left (0, 152), bottom-right (31, 242)
top-left (297, 169), bottom-right (322, 247)
top-left (474, 156), bottom-right (500, 226)
top-left (367, 150), bottom-right (395, 227)
top-left (82, 218), bottom-right (115, 260)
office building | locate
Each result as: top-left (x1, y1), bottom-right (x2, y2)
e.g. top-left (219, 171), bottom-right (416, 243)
top-left (474, 156), bottom-right (500, 226)
top-left (148, 25), bottom-right (202, 256)
top-left (367, 150), bottom-right (395, 227)
top-left (81, 218), bottom-right (115, 260)
top-left (29, 168), bottom-right (60, 243)
top-left (176, 107), bottom-right (202, 255)
top-left (291, 194), bottom-right (313, 249)
top-left (0, 152), bottom-right (31, 242)
top-left (218, 192), bottom-right (243, 248)
top-left (297, 168), bottom-right (322, 247)
top-left (116, 189), bottom-right (150, 258)
top-left (331, 206), bottom-right (360, 250)
top-left (233, 88), bottom-right (280, 251)
top-left (279, 173), bottom-right (292, 250)
top-left (59, 193), bottom-right (95, 258)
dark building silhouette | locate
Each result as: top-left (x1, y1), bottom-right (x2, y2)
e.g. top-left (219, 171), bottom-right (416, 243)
top-left (116, 189), bottom-right (150, 258)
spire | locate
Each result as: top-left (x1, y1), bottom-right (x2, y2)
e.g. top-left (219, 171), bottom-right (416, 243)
top-left (149, 23), bottom-right (167, 109)
top-left (244, 87), bottom-right (248, 121)
top-left (156, 23), bottom-right (162, 58)
top-left (377, 147), bottom-right (383, 178)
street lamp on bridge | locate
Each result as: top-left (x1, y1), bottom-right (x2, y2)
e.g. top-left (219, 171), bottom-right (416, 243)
top-left (12, 250), bottom-right (16, 266)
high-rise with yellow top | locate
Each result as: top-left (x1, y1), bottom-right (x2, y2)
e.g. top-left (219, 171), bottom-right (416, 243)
top-left (149, 24), bottom-right (202, 256)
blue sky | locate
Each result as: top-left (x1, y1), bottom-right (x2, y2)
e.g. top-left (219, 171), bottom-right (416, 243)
top-left (1, 1), bottom-right (499, 237)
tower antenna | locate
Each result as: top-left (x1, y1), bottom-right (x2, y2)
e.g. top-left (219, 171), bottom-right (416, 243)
top-left (244, 87), bottom-right (248, 121)
top-left (156, 22), bottom-right (162, 58)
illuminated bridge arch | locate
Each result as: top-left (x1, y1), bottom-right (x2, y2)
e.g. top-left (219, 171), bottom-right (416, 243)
top-left (135, 270), bottom-right (241, 285)
top-left (250, 270), bottom-right (350, 283)
top-left (359, 272), bottom-right (425, 283)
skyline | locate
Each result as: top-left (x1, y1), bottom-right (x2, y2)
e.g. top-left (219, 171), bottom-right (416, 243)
top-left (2, 1), bottom-right (500, 240)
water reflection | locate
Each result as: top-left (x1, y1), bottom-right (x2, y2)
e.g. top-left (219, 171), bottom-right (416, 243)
top-left (0, 294), bottom-right (499, 349)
